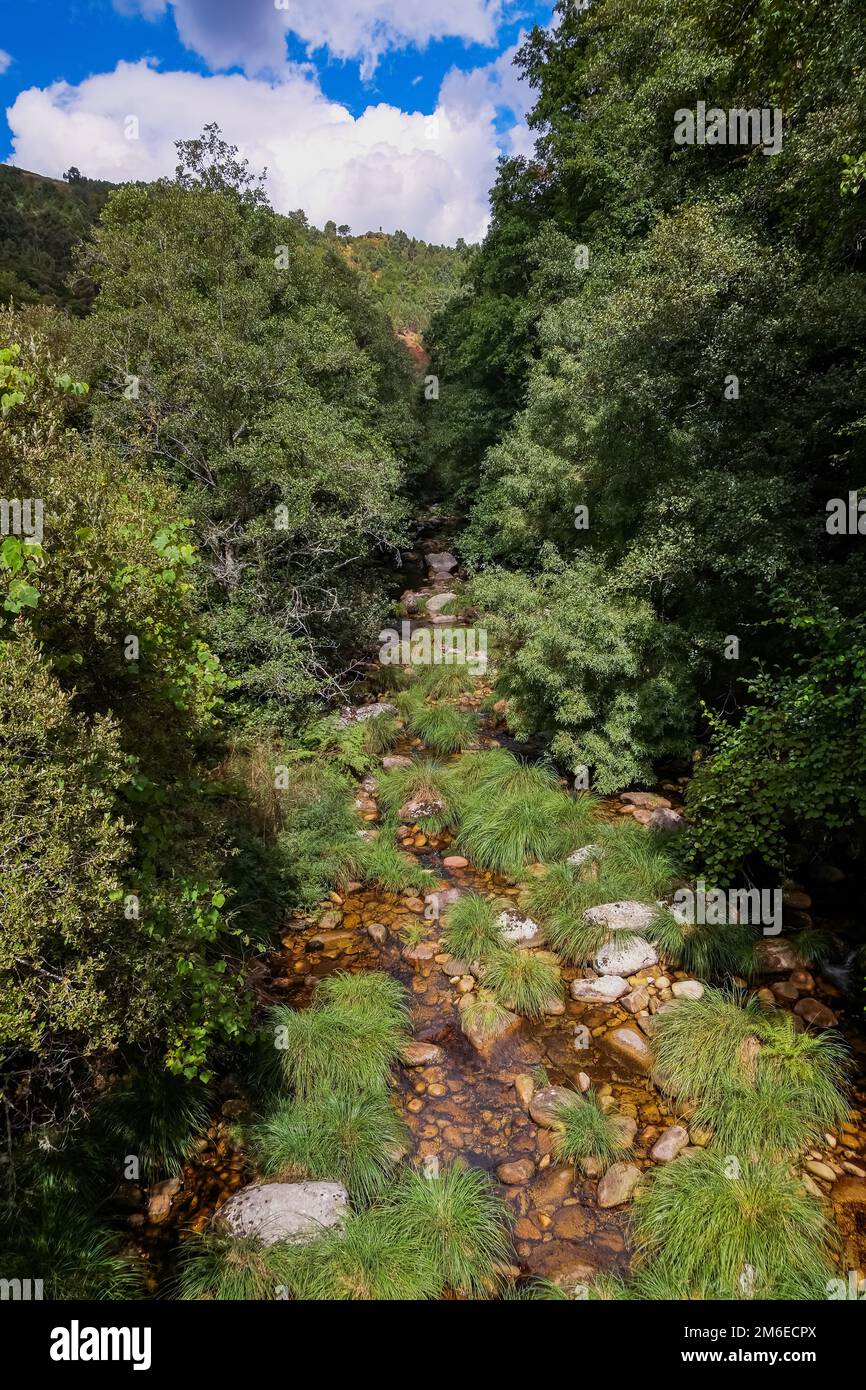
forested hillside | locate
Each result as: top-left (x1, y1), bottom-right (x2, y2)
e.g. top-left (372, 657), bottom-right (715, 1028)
top-left (1, 0), bottom-right (866, 1312)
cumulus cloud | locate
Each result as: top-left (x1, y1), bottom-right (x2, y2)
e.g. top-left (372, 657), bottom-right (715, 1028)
top-left (6, 55), bottom-right (534, 242)
top-left (115, 0), bottom-right (505, 78)
top-left (0, 50), bottom-right (13, 76)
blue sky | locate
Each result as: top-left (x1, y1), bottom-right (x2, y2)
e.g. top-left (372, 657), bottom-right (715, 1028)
top-left (0, 0), bottom-right (554, 241)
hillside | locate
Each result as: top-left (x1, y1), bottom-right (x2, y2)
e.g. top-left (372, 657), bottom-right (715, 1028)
top-left (0, 164), bottom-right (114, 312)
top-left (339, 228), bottom-right (470, 333)
top-left (0, 165), bottom-right (468, 329)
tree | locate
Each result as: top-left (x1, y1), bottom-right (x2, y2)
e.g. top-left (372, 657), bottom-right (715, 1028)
top-left (75, 128), bottom-right (418, 732)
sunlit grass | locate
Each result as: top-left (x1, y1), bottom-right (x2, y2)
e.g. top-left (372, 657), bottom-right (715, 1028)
top-left (441, 893), bottom-right (505, 961)
top-left (631, 1149), bottom-right (835, 1300)
top-left (250, 1091), bottom-right (408, 1202)
top-left (458, 988), bottom-right (514, 1045)
top-left (267, 973), bottom-right (409, 1098)
top-left (388, 1165), bottom-right (512, 1297)
top-left (480, 945), bottom-right (562, 1018)
top-left (551, 1090), bottom-right (632, 1170)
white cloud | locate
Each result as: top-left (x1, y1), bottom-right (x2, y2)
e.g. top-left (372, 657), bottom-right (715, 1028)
top-left (0, 50), bottom-right (13, 76)
top-left (5, 55), bottom-right (534, 243)
top-left (115, 0), bottom-right (505, 78)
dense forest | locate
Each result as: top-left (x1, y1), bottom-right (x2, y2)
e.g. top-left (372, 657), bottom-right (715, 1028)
top-left (1, 0), bottom-right (866, 1310)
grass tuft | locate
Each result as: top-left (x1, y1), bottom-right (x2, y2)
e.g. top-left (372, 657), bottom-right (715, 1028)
top-left (480, 946), bottom-right (562, 1019)
top-left (441, 893), bottom-right (505, 961)
top-left (250, 1092), bottom-right (408, 1203)
top-left (388, 1165), bottom-right (512, 1297)
top-left (631, 1149), bottom-right (835, 1299)
top-left (551, 1090), bottom-right (632, 1170)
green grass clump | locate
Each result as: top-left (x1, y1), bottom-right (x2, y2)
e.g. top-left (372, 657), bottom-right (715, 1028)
top-left (268, 971), bottom-right (409, 1098)
top-left (415, 664), bottom-right (476, 699)
top-left (357, 839), bottom-right (436, 892)
top-left (280, 1207), bottom-right (440, 1301)
top-left (377, 758), bottom-right (459, 834)
top-left (314, 969), bottom-right (410, 1024)
top-left (631, 1149), bottom-right (835, 1299)
top-left (91, 1071), bottom-right (210, 1181)
top-left (441, 893), bottom-right (505, 961)
top-left (358, 710), bottom-right (401, 755)
top-left (691, 1079), bottom-right (818, 1159)
top-left (389, 1166), bottom-right (512, 1297)
top-left (652, 987), bottom-right (848, 1109)
top-left (523, 863), bottom-right (611, 964)
top-left (458, 989), bottom-right (515, 1045)
top-left (481, 946), bottom-right (562, 1019)
top-left (551, 1090), bottom-right (632, 1170)
top-left (1, 1191), bottom-right (143, 1300)
top-left (406, 701), bottom-right (479, 753)
top-left (250, 1092), bottom-right (408, 1203)
top-left (177, 1231), bottom-right (300, 1301)
top-left (652, 987), bottom-right (849, 1152)
top-left (648, 907), bottom-right (759, 979)
top-left (595, 818), bottom-right (684, 899)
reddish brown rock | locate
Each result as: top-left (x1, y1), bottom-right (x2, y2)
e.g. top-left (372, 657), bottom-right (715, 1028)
top-left (496, 1157), bottom-right (536, 1185)
top-left (794, 997), bottom-right (838, 1028)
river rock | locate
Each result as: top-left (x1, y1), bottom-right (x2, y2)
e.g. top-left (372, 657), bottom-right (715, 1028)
top-left (367, 922), bottom-right (388, 944)
top-left (647, 807), bottom-right (685, 832)
top-left (426, 551), bottom-right (458, 577)
top-left (529, 1085), bottom-right (573, 1128)
top-left (496, 1157), bottom-right (536, 1185)
top-left (622, 985), bottom-right (650, 1013)
top-left (794, 997), bottom-right (838, 1028)
top-left (424, 888), bottom-right (461, 921)
top-left (650, 1125), bottom-right (689, 1163)
top-left (147, 1176), bottom-right (182, 1224)
top-left (597, 1162), bottom-right (641, 1208)
top-left (621, 791), bottom-right (671, 809)
top-left (217, 1181), bottom-right (349, 1246)
top-left (567, 844), bottom-right (603, 868)
top-left (399, 796), bottom-right (445, 823)
top-left (497, 909), bottom-right (544, 948)
top-left (671, 979), bottom-right (704, 1000)
top-left (594, 935), bottom-right (658, 976)
top-left (570, 975), bottom-right (629, 1002)
top-left (602, 1026), bottom-right (653, 1073)
top-left (425, 591), bottom-right (457, 616)
top-left (382, 755), bottom-right (413, 770)
top-left (402, 941), bottom-right (438, 965)
top-left (755, 937), bottom-right (805, 972)
top-left (400, 1041), bottom-right (444, 1067)
top-left (338, 702), bottom-right (396, 727)
top-left (583, 901), bottom-right (655, 934)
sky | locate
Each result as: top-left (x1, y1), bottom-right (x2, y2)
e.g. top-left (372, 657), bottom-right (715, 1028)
top-left (0, 0), bottom-right (555, 244)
